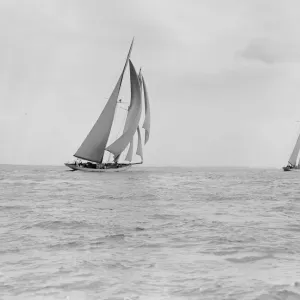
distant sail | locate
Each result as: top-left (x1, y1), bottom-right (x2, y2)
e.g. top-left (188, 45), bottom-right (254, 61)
top-left (141, 74), bottom-right (150, 144)
top-left (288, 133), bottom-right (300, 166)
top-left (136, 126), bottom-right (143, 161)
top-left (74, 40), bottom-right (134, 163)
top-left (106, 60), bottom-right (142, 157)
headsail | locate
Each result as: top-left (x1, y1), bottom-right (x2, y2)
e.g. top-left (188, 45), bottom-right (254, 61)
top-left (288, 132), bottom-right (300, 166)
top-left (141, 74), bottom-right (151, 144)
top-left (125, 137), bottom-right (134, 161)
top-left (121, 70), bottom-right (141, 162)
top-left (106, 60), bottom-right (142, 158)
top-left (73, 39), bottom-right (134, 163)
top-left (124, 69), bottom-right (142, 163)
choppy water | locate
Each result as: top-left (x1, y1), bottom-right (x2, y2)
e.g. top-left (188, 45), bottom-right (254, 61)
top-left (1, 165), bottom-right (300, 300)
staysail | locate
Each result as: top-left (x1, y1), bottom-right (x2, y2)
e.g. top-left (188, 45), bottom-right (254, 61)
top-left (124, 69), bottom-right (143, 162)
top-left (106, 60), bottom-right (142, 158)
top-left (136, 126), bottom-right (143, 161)
top-left (73, 39), bottom-right (134, 163)
top-left (288, 133), bottom-right (300, 166)
top-left (125, 137), bottom-right (134, 161)
top-left (141, 74), bottom-right (151, 144)
top-left (121, 70), bottom-right (141, 162)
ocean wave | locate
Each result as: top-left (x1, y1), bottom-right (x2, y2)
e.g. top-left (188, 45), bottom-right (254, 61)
top-left (0, 247), bottom-right (21, 255)
top-left (226, 253), bottom-right (273, 263)
top-left (106, 233), bottom-right (125, 239)
top-left (27, 220), bottom-right (91, 230)
top-left (256, 290), bottom-right (300, 300)
top-left (90, 234), bottom-right (126, 246)
top-left (2, 166), bottom-right (300, 299)
top-left (48, 241), bottom-right (83, 249)
top-left (135, 227), bottom-right (145, 231)
top-left (0, 205), bottom-right (29, 210)
top-left (286, 225), bottom-right (300, 232)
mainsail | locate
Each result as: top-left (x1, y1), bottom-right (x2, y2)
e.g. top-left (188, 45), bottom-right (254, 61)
top-left (288, 132), bottom-right (300, 166)
top-left (106, 60), bottom-right (142, 158)
top-left (141, 75), bottom-right (151, 144)
top-left (73, 39), bottom-right (134, 163)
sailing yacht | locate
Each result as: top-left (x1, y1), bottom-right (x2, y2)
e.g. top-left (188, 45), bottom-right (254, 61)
top-left (65, 39), bottom-right (151, 172)
top-left (283, 130), bottom-right (300, 171)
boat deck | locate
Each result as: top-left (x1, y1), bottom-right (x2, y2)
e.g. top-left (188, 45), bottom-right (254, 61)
top-left (65, 163), bottom-right (132, 172)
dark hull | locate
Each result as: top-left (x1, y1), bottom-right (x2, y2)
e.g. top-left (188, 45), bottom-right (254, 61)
top-left (65, 163), bottom-right (132, 172)
top-left (282, 166), bottom-right (292, 171)
top-left (282, 166), bottom-right (300, 171)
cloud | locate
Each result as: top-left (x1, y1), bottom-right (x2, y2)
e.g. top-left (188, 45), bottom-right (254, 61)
top-left (238, 38), bottom-right (300, 64)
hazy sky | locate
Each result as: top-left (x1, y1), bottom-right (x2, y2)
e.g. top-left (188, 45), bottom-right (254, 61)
top-left (1, 0), bottom-right (300, 167)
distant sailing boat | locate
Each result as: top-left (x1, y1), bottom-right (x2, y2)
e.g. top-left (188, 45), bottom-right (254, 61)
top-left (65, 39), bottom-right (150, 172)
top-left (283, 129), bottom-right (300, 171)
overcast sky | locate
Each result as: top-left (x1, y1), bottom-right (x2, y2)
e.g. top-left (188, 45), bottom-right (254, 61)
top-left (1, 0), bottom-right (300, 167)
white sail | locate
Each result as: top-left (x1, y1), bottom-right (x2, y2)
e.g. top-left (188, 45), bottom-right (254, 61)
top-left (106, 60), bottom-right (142, 158)
top-left (105, 103), bottom-right (128, 163)
top-left (136, 126), bottom-right (143, 161)
top-left (125, 137), bottom-right (134, 161)
top-left (288, 133), bottom-right (300, 166)
top-left (74, 39), bottom-right (134, 163)
top-left (124, 69), bottom-right (142, 163)
top-left (141, 74), bottom-right (150, 144)
top-left (124, 69), bottom-right (143, 162)
top-left (121, 70), bottom-right (142, 162)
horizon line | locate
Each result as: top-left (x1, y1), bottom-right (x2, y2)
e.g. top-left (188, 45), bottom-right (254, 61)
top-left (0, 163), bottom-right (279, 169)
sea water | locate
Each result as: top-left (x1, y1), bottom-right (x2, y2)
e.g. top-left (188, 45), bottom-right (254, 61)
top-left (1, 165), bottom-right (300, 300)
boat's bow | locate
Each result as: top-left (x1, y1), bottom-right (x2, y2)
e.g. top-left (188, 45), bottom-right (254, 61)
top-left (282, 166), bottom-right (292, 171)
top-left (65, 163), bottom-right (78, 171)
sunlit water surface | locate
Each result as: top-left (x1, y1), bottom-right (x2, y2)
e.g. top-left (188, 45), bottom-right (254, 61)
top-left (1, 165), bottom-right (300, 300)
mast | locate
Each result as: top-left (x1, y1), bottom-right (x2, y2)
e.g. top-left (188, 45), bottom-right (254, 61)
top-left (73, 39), bottom-right (134, 163)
